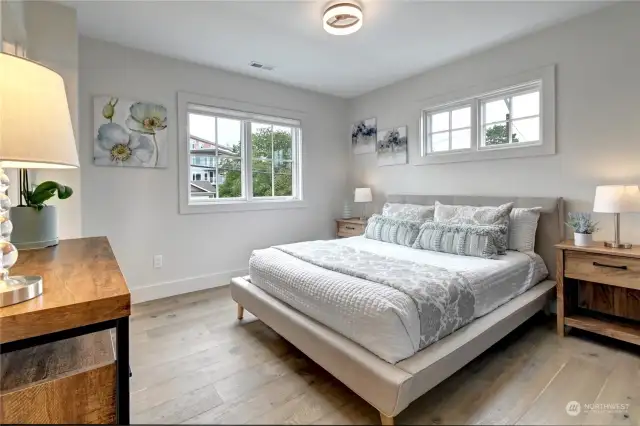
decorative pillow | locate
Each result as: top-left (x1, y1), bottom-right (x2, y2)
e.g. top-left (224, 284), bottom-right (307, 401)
top-left (382, 203), bottom-right (435, 222)
top-left (412, 222), bottom-right (507, 259)
top-left (508, 207), bottom-right (542, 252)
top-left (434, 201), bottom-right (514, 254)
top-left (364, 214), bottom-right (422, 247)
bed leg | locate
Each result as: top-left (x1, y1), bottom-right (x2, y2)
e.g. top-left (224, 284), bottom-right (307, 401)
top-left (237, 303), bottom-right (244, 320)
top-left (380, 413), bottom-right (394, 425)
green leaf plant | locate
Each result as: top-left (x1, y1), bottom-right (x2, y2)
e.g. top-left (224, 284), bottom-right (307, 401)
top-left (19, 169), bottom-right (73, 211)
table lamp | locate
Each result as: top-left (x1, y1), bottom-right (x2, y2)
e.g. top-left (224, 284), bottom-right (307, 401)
top-left (354, 187), bottom-right (372, 220)
top-left (0, 53), bottom-right (79, 307)
top-left (593, 185), bottom-right (640, 249)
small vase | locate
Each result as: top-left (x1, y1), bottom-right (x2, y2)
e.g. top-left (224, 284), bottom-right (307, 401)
top-left (574, 232), bottom-right (592, 247)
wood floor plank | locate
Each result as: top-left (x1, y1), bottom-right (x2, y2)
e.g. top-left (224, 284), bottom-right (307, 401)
top-left (127, 288), bottom-right (639, 425)
top-left (133, 382), bottom-right (223, 424)
top-left (183, 355), bottom-right (331, 424)
top-left (582, 351), bottom-right (640, 425)
top-left (516, 356), bottom-right (611, 425)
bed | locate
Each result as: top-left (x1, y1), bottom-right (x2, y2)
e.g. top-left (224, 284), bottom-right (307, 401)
top-left (230, 195), bottom-right (564, 425)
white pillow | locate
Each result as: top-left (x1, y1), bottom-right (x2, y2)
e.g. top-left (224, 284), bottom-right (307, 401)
top-left (381, 203), bottom-right (434, 222)
top-left (508, 207), bottom-right (542, 252)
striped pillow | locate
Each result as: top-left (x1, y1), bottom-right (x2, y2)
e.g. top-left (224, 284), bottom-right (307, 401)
top-left (364, 214), bottom-right (422, 247)
top-left (413, 222), bottom-right (507, 259)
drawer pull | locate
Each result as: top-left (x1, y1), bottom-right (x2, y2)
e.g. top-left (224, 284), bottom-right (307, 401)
top-left (593, 261), bottom-right (628, 270)
top-left (345, 226), bottom-right (355, 230)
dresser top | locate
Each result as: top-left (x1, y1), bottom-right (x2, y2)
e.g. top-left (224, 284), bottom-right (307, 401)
top-left (556, 240), bottom-right (640, 259)
top-left (0, 237), bottom-right (130, 344)
top-left (336, 218), bottom-right (367, 224)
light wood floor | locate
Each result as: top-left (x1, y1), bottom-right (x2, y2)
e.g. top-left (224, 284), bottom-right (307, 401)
top-left (130, 286), bottom-right (640, 425)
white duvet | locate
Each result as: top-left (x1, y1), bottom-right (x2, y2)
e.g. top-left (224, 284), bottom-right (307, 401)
top-left (249, 236), bottom-right (548, 364)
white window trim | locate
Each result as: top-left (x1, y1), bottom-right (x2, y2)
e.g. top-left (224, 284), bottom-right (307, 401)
top-left (479, 81), bottom-right (542, 150)
top-left (423, 100), bottom-right (475, 155)
top-left (415, 65), bottom-right (555, 166)
top-left (178, 91), bottom-right (307, 214)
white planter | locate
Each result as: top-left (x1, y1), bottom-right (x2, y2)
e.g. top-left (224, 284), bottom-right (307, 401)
top-left (574, 232), bottom-right (593, 247)
top-left (10, 206), bottom-right (59, 250)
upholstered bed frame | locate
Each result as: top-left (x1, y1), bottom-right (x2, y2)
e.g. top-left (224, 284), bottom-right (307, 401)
top-left (231, 195), bottom-right (564, 425)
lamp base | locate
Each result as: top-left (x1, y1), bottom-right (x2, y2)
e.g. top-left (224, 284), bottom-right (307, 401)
top-left (604, 241), bottom-right (633, 249)
top-left (0, 275), bottom-right (43, 307)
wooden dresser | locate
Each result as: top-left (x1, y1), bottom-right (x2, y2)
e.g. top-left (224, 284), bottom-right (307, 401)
top-left (556, 240), bottom-right (640, 345)
top-left (0, 237), bottom-right (131, 424)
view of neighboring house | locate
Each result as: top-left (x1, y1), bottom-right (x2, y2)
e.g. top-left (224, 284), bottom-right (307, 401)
top-left (190, 135), bottom-right (240, 199)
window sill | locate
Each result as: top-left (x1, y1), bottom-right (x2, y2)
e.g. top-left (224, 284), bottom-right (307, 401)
top-left (180, 199), bottom-right (307, 214)
top-left (414, 140), bottom-right (554, 165)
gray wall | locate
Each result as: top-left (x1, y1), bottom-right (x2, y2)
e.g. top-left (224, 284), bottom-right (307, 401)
top-left (78, 37), bottom-right (349, 300)
top-left (348, 3), bottom-right (640, 244)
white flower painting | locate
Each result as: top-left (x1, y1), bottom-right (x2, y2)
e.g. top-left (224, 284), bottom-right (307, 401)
top-left (94, 97), bottom-right (168, 168)
top-left (351, 117), bottom-right (377, 155)
top-left (377, 126), bottom-right (408, 166)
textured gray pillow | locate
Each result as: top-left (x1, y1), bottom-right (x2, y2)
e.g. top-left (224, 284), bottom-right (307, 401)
top-left (381, 203), bottom-right (435, 222)
top-left (412, 222), bottom-right (508, 259)
top-left (434, 201), bottom-right (513, 254)
top-left (364, 214), bottom-right (422, 247)
top-left (508, 207), bottom-right (542, 252)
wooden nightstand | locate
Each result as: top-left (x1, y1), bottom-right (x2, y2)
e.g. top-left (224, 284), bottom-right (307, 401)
top-left (336, 218), bottom-right (366, 238)
top-left (556, 240), bottom-right (640, 345)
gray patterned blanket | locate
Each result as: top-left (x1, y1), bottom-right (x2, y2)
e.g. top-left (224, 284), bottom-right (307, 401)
top-left (275, 240), bottom-right (475, 350)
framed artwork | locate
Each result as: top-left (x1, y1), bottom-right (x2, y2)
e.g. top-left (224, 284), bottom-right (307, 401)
top-left (93, 96), bottom-right (168, 168)
top-left (377, 125), bottom-right (408, 166)
top-left (351, 117), bottom-right (377, 155)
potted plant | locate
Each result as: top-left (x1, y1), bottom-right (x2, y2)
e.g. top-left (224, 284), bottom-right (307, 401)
top-left (10, 169), bottom-right (73, 249)
top-left (566, 212), bottom-right (599, 247)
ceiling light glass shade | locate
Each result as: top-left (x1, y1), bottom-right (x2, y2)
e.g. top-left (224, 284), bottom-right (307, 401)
top-left (323, 3), bottom-right (363, 36)
top-left (0, 53), bottom-right (79, 169)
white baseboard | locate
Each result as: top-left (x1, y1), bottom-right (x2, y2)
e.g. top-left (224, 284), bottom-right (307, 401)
top-left (131, 268), bottom-right (248, 304)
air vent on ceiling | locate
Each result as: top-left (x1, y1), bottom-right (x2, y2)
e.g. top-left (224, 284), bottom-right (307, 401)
top-left (249, 61), bottom-right (274, 71)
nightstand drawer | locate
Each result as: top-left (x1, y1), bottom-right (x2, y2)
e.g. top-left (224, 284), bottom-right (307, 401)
top-left (565, 250), bottom-right (640, 290)
top-left (338, 223), bottom-right (364, 237)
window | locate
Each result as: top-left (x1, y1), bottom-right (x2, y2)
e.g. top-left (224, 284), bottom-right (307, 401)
top-left (481, 83), bottom-right (540, 148)
top-left (419, 65), bottom-right (554, 165)
top-left (178, 92), bottom-right (304, 213)
top-left (426, 105), bottom-right (472, 153)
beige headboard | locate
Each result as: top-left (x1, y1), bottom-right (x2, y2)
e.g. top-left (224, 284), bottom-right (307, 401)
top-left (386, 194), bottom-right (564, 278)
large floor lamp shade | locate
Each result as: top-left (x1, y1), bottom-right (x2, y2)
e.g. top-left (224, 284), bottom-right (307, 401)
top-left (0, 52), bottom-right (79, 307)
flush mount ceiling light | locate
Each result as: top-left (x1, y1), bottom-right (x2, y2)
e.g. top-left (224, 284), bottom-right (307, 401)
top-left (323, 2), bottom-right (363, 36)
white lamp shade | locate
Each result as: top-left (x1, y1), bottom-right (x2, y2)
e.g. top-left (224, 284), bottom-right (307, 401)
top-left (593, 185), bottom-right (640, 213)
top-left (0, 53), bottom-right (79, 169)
top-left (354, 187), bottom-right (372, 203)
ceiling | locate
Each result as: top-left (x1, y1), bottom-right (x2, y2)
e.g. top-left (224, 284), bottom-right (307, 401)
top-left (63, 1), bottom-right (609, 98)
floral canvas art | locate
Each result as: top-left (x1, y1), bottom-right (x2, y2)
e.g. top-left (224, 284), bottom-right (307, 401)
top-left (351, 117), bottom-right (377, 155)
top-left (377, 126), bottom-right (408, 166)
top-left (93, 97), bottom-right (168, 168)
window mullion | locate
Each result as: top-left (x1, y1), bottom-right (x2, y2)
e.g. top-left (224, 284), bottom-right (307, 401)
top-left (291, 129), bottom-right (296, 199)
top-left (471, 100), bottom-right (479, 151)
top-left (448, 111), bottom-right (453, 150)
top-left (214, 117), bottom-right (219, 199)
top-left (271, 126), bottom-right (275, 197)
top-left (245, 121), bottom-right (253, 201)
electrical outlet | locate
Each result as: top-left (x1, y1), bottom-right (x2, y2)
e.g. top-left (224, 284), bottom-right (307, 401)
top-left (153, 254), bottom-right (163, 269)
